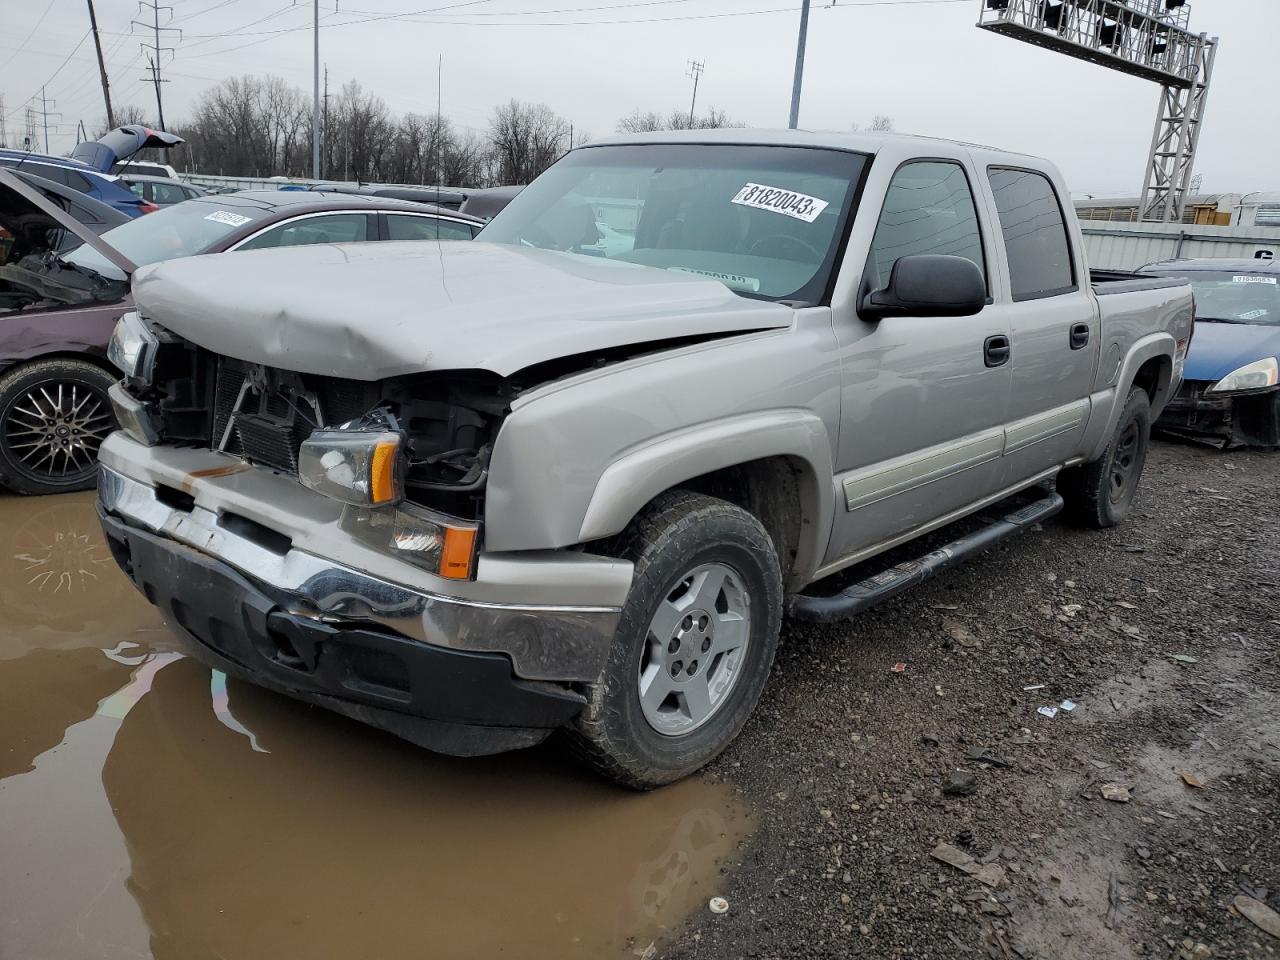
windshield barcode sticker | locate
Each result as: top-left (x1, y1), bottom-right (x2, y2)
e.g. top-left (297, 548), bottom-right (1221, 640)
top-left (671, 267), bottom-right (761, 292)
top-left (731, 183), bottom-right (829, 223)
top-left (1233, 275), bottom-right (1277, 284)
top-left (205, 210), bottom-right (253, 227)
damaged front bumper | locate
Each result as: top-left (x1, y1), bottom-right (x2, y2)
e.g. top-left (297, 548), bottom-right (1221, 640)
top-left (1157, 380), bottom-right (1280, 447)
top-left (96, 432), bottom-right (632, 753)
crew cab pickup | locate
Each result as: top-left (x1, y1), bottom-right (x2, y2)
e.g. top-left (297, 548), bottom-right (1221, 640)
top-left (97, 131), bottom-right (1193, 788)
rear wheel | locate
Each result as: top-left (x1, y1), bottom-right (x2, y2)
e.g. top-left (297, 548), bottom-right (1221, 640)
top-left (1060, 385), bottom-right (1151, 529)
top-left (565, 490), bottom-right (783, 789)
top-left (0, 359), bottom-right (118, 496)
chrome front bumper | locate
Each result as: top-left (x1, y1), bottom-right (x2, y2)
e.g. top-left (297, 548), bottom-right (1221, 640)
top-left (97, 440), bottom-right (629, 683)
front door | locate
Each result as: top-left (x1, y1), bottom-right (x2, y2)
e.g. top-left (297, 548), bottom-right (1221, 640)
top-left (825, 159), bottom-right (1012, 568)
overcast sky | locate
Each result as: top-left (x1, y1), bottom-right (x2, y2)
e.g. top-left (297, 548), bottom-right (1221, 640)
top-left (2, 0), bottom-right (1275, 197)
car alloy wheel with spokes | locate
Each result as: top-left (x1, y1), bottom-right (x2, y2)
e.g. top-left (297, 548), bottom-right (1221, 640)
top-left (639, 562), bottom-right (751, 736)
top-left (0, 359), bottom-right (120, 495)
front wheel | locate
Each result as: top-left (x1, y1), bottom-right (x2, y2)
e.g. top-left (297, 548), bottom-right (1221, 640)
top-left (0, 359), bottom-right (118, 496)
top-left (1060, 385), bottom-right (1151, 529)
top-left (565, 491), bottom-right (783, 789)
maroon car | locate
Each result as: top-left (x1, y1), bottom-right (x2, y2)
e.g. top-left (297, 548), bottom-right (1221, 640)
top-left (0, 170), bottom-right (482, 495)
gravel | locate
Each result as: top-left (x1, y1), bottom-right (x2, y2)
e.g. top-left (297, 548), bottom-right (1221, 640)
top-left (671, 440), bottom-right (1280, 960)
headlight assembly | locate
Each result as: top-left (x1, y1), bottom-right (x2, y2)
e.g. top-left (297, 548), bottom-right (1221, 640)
top-left (340, 501), bottom-right (480, 580)
top-left (298, 428), bottom-right (405, 506)
top-left (107, 311), bottom-right (160, 383)
top-left (1208, 357), bottom-right (1279, 395)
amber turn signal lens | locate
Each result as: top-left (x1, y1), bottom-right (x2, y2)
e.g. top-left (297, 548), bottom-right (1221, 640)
top-left (370, 439), bottom-right (399, 505)
top-left (438, 525), bottom-right (478, 580)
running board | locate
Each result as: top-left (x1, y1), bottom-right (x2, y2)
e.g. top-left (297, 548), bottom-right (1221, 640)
top-left (790, 491), bottom-right (1065, 623)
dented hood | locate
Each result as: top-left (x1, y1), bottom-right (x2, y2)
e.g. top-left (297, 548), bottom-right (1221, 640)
top-left (131, 241), bottom-right (793, 379)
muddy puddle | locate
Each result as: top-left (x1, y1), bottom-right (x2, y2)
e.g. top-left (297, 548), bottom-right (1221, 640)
top-left (0, 492), bottom-right (753, 960)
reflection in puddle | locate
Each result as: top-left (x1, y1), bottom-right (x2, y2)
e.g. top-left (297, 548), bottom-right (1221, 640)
top-left (0, 494), bottom-right (753, 959)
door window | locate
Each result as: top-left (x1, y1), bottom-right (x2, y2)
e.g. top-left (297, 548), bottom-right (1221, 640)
top-left (151, 182), bottom-right (190, 205)
top-left (386, 214), bottom-right (474, 241)
top-left (237, 214), bottom-right (370, 250)
top-left (987, 167), bottom-right (1075, 300)
top-left (868, 160), bottom-right (986, 290)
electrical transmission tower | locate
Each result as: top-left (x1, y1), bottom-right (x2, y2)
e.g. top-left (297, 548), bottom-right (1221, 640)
top-left (686, 59), bottom-right (705, 128)
top-left (132, 1), bottom-right (180, 130)
top-left (977, 0), bottom-right (1218, 224)
top-left (0, 95), bottom-right (7, 148)
top-left (24, 106), bottom-right (38, 151)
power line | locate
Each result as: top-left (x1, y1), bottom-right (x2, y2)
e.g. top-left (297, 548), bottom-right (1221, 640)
top-left (4, 30), bottom-right (92, 121)
top-left (0, 0), bottom-right (60, 74)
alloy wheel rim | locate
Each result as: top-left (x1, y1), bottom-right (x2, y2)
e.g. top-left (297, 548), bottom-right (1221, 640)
top-left (1109, 421), bottom-right (1141, 503)
top-left (2, 381), bottom-right (113, 484)
top-left (637, 561), bottom-right (751, 737)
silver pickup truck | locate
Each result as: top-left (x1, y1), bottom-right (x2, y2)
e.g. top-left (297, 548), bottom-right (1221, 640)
top-left (98, 130), bottom-right (1193, 787)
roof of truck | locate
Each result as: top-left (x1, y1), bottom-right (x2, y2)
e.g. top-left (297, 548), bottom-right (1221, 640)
top-left (587, 127), bottom-right (1034, 159)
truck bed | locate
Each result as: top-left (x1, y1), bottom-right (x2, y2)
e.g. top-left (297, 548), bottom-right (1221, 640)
top-left (1090, 268), bottom-right (1186, 296)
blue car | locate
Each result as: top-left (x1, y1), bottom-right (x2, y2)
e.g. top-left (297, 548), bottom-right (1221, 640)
top-left (1139, 258), bottom-right (1280, 447)
top-left (0, 124), bottom-right (183, 219)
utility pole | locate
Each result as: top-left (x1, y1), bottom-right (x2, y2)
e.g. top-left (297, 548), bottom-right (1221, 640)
top-left (87, 0), bottom-right (115, 130)
top-left (132, 2), bottom-right (179, 130)
top-left (686, 59), bottom-right (704, 128)
top-left (788, 0), bottom-right (811, 129)
top-left (312, 0), bottom-right (320, 178)
top-left (39, 88), bottom-right (62, 153)
top-left (0, 95), bottom-right (7, 148)
top-left (435, 54), bottom-right (442, 198)
top-left (322, 64), bottom-right (330, 180)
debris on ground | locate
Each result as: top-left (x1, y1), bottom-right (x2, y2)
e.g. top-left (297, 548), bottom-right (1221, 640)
top-left (708, 897), bottom-right (729, 916)
top-left (1060, 699), bottom-right (1077, 712)
top-left (1023, 684), bottom-right (1046, 692)
top-left (1181, 772), bottom-right (1205, 789)
top-left (1233, 895), bottom-right (1280, 939)
top-left (1037, 706), bottom-right (1059, 719)
top-left (942, 618), bottom-right (980, 648)
top-left (1100, 783), bottom-right (1132, 803)
top-left (1171, 654), bottom-right (1200, 664)
top-left (891, 662), bottom-right (907, 673)
top-left (929, 842), bottom-right (1005, 888)
top-left (943, 771), bottom-right (978, 796)
top-left (964, 747), bottom-right (1012, 769)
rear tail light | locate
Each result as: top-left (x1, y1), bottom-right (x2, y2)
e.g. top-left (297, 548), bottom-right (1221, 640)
top-left (138, 200), bottom-right (159, 214)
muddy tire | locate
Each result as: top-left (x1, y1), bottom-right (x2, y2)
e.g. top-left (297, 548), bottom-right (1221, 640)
top-left (0, 358), bottom-right (118, 496)
top-left (566, 490), bottom-right (783, 790)
top-left (1060, 386), bottom-right (1151, 529)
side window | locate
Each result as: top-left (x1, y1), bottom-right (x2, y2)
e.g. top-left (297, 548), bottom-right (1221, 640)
top-left (32, 164), bottom-right (72, 187)
top-left (385, 214), bottom-right (473, 241)
top-left (987, 167), bottom-right (1075, 300)
top-left (152, 182), bottom-right (189, 204)
top-left (238, 214), bottom-right (370, 250)
top-left (386, 214), bottom-right (442, 241)
top-left (868, 160), bottom-right (986, 290)
top-left (63, 169), bottom-right (92, 192)
top-left (127, 182), bottom-right (146, 198)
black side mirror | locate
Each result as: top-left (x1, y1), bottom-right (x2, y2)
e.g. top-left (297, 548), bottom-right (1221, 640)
top-left (860, 254), bottom-right (987, 321)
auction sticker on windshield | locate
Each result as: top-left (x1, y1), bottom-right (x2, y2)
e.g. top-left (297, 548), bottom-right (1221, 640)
top-left (672, 266), bottom-right (761, 293)
top-left (205, 211), bottom-right (253, 228)
top-left (732, 183), bottom-right (829, 223)
top-left (1233, 275), bottom-right (1277, 284)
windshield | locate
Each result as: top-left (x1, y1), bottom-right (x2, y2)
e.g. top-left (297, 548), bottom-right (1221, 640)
top-left (1152, 270), bottom-right (1280, 325)
top-left (61, 199), bottom-right (271, 281)
top-left (479, 144), bottom-right (868, 303)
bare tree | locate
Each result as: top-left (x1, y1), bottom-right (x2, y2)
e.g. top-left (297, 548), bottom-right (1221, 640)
top-left (488, 100), bottom-right (569, 185)
top-left (617, 107), bottom-right (740, 133)
top-left (869, 115), bottom-right (895, 132)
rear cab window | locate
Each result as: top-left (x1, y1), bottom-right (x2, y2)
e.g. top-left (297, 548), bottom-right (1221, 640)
top-left (987, 167), bottom-right (1076, 301)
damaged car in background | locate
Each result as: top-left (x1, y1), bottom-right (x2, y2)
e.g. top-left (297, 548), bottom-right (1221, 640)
top-left (1140, 258), bottom-right (1280, 447)
top-left (0, 169), bottom-right (481, 495)
top-left (98, 130), bottom-right (1192, 788)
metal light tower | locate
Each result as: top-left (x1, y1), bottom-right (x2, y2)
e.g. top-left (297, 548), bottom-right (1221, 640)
top-left (977, 0), bottom-right (1218, 223)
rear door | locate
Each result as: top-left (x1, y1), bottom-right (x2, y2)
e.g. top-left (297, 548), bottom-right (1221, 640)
top-left (826, 157), bottom-right (1012, 564)
top-left (232, 212), bottom-right (373, 250)
top-left (981, 166), bottom-right (1097, 484)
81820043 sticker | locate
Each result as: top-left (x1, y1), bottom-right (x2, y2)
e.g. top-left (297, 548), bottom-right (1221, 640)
top-left (731, 183), bottom-right (829, 223)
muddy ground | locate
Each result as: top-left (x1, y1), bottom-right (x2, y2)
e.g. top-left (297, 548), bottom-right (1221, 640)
top-left (1, 439), bottom-right (1276, 960)
top-left (673, 439), bottom-right (1280, 960)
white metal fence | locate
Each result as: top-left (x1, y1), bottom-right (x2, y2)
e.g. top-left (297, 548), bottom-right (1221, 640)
top-left (1081, 221), bottom-right (1280, 271)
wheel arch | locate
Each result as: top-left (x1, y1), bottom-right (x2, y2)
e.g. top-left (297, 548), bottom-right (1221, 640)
top-left (1086, 333), bottom-right (1175, 462)
top-left (576, 410), bottom-right (835, 590)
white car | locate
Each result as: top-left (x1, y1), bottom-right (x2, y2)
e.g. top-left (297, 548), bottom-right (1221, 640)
top-left (112, 159), bottom-right (180, 180)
